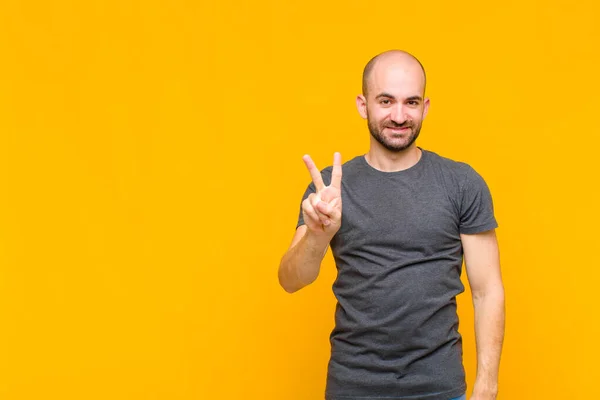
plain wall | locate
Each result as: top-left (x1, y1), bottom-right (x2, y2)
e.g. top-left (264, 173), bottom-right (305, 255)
top-left (0, 0), bottom-right (598, 398)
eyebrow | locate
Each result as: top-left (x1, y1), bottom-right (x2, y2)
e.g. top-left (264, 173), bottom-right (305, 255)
top-left (375, 93), bottom-right (423, 102)
top-left (375, 93), bottom-right (395, 99)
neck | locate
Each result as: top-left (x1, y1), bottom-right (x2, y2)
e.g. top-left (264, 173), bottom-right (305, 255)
top-left (364, 143), bottom-right (422, 172)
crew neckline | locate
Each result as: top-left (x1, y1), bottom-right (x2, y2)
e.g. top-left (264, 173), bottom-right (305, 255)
top-left (361, 147), bottom-right (427, 175)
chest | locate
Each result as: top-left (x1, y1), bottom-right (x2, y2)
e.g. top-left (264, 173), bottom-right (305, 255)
top-left (332, 177), bottom-right (461, 257)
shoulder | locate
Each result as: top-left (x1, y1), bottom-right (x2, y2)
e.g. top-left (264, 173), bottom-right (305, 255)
top-left (423, 149), bottom-right (495, 199)
top-left (423, 149), bottom-right (476, 185)
top-left (424, 149), bottom-right (472, 173)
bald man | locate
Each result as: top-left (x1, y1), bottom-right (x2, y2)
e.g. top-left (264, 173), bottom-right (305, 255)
top-left (278, 50), bottom-right (505, 400)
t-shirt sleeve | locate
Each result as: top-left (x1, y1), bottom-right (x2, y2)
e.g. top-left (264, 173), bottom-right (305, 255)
top-left (459, 165), bottom-right (498, 234)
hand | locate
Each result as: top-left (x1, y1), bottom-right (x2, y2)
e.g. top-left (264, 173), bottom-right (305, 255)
top-left (469, 389), bottom-right (498, 400)
top-left (470, 379), bottom-right (498, 400)
top-left (301, 152), bottom-right (342, 238)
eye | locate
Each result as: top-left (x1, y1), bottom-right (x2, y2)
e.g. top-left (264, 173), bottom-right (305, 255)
top-left (408, 101), bottom-right (419, 105)
top-left (380, 99), bottom-right (391, 105)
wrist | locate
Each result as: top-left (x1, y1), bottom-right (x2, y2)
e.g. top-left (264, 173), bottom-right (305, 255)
top-left (305, 229), bottom-right (333, 249)
top-left (472, 382), bottom-right (498, 398)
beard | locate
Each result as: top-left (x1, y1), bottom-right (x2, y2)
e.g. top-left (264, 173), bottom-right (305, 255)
top-left (367, 116), bottom-right (422, 152)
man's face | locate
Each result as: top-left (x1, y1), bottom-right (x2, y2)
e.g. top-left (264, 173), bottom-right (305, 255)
top-left (358, 63), bottom-right (429, 152)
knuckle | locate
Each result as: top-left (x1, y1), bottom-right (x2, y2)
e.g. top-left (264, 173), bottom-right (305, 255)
top-left (305, 207), bottom-right (317, 218)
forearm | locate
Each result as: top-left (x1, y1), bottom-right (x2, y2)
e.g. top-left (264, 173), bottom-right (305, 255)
top-left (472, 286), bottom-right (505, 397)
top-left (278, 232), bottom-right (331, 293)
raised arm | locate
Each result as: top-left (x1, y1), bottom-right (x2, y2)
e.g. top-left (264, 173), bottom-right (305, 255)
top-left (278, 153), bottom-right (343, 293)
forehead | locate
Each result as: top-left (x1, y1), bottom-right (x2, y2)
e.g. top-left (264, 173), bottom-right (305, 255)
top-left (368, 63), bottom-right (425, 98)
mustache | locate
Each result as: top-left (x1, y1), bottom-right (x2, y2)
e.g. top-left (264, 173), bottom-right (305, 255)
top-left (384, 122), bottom-right (412, 128)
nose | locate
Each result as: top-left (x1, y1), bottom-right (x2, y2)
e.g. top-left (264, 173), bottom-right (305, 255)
top-left (390, 104), bottom-right (408, 125)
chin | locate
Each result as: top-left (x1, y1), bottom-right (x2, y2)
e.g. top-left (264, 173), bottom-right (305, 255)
top-left (385, 139), bottom-right (411, 149)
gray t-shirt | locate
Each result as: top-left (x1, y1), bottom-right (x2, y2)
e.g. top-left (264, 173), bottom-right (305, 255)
top-left (296, 147), bottom-right (498, 400)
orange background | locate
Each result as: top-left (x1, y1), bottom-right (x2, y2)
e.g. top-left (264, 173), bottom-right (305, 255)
top-left (0, 0), bottom-right (598, 399)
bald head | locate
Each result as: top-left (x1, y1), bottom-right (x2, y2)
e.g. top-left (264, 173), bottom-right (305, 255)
top-left (362, 50), bottom-right (426, 97)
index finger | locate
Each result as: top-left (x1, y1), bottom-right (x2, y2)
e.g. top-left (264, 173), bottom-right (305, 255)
top-left (330, 152), bottom-right (342, 189)
top-left (302, 154), bottom-right (325, 192)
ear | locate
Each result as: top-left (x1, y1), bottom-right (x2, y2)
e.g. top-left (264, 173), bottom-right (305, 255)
top-left (356, 95), bottom-right (368, 119)
top-left (422, 97), bottom-right (430, 119)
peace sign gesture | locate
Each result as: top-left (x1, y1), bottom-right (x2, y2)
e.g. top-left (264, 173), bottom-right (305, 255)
top-left (301, 152), bottom-right (343, 238)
